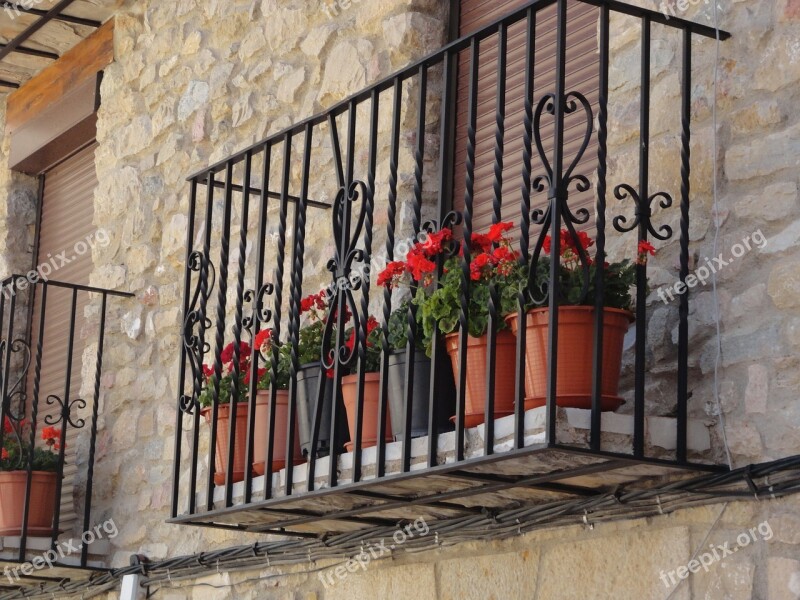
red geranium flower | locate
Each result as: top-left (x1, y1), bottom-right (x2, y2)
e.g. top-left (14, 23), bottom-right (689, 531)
top-left (1, 448), bottom-right (7, 460)
top-left (406, 246), bottom-right (436, 282)
top-left (637, 240), bottom-right (656, 265)
top-left (42, 426), bottom-right (61, 450)
top-left (254, 329), bottom-right (272, 353)
top-left (470, 233), bottom-right (492, 253)
top-left (420, 228), bottom-right (452, 257)
top-left (486, 221), bottom-right (514, 243)
top-left (377, 261), bottom-right (407, 289)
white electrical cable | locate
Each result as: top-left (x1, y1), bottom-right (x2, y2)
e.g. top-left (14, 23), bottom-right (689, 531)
top-left (710, 0), bottom-right (734, 470)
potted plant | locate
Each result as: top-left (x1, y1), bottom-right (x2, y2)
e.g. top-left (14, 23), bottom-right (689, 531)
top-left (413, 222), bottom-right (524, 427)
top-left (199, 333), bottom-right (300, 485)
top-left (251, 329), bottom-right (302, 475)
top-left (378, 241), bottom-right (456, 440)
top-left (294, 290), bottom-right (350, 457)
top-left (505, 230), bottom-right (651, 410)
top-left (340, 317), bottom-right (393, 451)
top-left (0, 418), bottom-right (60, 536)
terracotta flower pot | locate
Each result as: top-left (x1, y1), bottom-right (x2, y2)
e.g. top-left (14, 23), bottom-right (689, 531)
top-left (0, 471), bottom-right (57, 536)
top-left (252, 389), bottom-right (303, 476)
top-left (506, 306), bottom-right (633, 411)
top-left (202, 392), bottom-right (302, 486)
top-left (202, 401), bottom-right (259, 486)
top-left (443, 330), bottom-right (517, 427)
top-left (341, 373), bottom-right (393, 451)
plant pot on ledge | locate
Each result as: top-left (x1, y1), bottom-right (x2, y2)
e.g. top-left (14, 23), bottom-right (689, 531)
top-left (201, 401), bottom-right (259, 486)
top-left (0, 471), bottom-right (57, 536)
top-left (252, 389), bottom-right (303, 476)
top-left (387, 350), bottom-right (455, 440)
top-left (506, 306), bottom-right (633, 411)
top-left (342, 373), bottom-right (393, 451)
top-left (444, 330), bottom-right (517, 428)
top-left (296, 363), bottom-right (350, 458)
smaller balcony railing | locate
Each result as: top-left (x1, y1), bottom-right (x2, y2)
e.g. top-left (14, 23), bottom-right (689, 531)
top-left (0, 276), bottom-right (131, 570)
top-left (171, 0), bottom-right (729, 536)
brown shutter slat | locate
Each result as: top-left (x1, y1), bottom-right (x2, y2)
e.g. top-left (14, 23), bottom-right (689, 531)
top-left (454, 0), bottom-right (600, 237)
top-left (28, 142), bottom-right (97, 537)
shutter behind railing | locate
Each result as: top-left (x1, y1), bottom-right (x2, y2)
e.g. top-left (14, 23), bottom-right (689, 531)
top-left (28, 142), bottom-right (98, 537)
top-left (453, 0), bottom-right (600, 235)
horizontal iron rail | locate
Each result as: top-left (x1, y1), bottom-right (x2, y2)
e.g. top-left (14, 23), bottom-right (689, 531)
top-left (207, 178), bottom-right (330, 210)
top-left (187, 0), bottom-right (729, 181)
top-left (0, 274), bottom-right (134, 298)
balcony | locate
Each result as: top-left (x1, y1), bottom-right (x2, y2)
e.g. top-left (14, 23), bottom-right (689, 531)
top-left (171, 0), bottom-right (731, 536)
top-left (0, 276), bottom-right (131, 587)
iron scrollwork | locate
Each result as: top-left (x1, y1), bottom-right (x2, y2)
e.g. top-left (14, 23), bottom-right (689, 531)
top-left (526, 90), bottom-right (595, 306)
top-left (612, 185), bottom-right (674, 241)
top-left (180, 251), bottom-right (216, 415)
top-left (321, 180), bottom-right (369, 371)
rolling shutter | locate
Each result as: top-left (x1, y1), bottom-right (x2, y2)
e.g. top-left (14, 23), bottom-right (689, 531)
top-left (453, 0), bottom-right (600, 235)
top-left (29, 142), bottom-right (98, 535)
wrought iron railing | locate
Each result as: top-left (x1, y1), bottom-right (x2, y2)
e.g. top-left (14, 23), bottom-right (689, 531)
top-left (0, 275), bottom-right (132, 567)
top-left (172, 0), bottom-right (730, 528)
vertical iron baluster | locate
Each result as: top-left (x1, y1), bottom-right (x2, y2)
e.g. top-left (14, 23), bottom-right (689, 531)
top-left (246, 143), bottom-right (271, 503)
top-left (226, 152), bottom-right (253, 507)
top-left (206, 161), bottom-right (235, 511)
top-left (515, 8), bottom-right (536, 450)
top-left (546, 0), bottom-right (569, 446)
top-left (591, 5), bottom-right (610, 451)
top-left (428, 50), bottom-right (455, 467)
top-left (172, 178), bottom-right (197, 518)
top-left (285, 124), bottom-right (313, 495)
top-left (191, 174), bottom-right (215, 514)
top-left (330, 101), bottom-right (357, 488)
top-left (309, 115), bottom-right (343, 492)
top-left (484, 23), bottom-right (507, 455)
top-left (0, 284), bottom-right (10, 474)
top-left (677, 28), bottom-right (692, 464)
top-left (80, 291), bottom-right (106, 567)
top-left (0, 281), bottom-right (17, 448)
top-left (50, 287), bottom-right (78, 550)
top-left (402, 66), bottom-right (426, 472)
top-left (265, 135), bottom-right (292, 501)
top-left (456, 38), bottom-right (480, 461)
top-left (355, 91), bottom-right (378, 480)
top-left (378, 78), bottom-right (402, 477)
top-left (633, 16), bottom-right (651, 458)
top-left (19, 282), bottom-right (46, 562)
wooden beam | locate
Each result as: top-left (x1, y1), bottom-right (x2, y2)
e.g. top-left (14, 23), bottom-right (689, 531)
top-left (7, 18), bottom-right (113, 132)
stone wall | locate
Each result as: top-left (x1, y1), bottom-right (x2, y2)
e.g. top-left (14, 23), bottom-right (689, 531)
top-left (104, 495), bottom-right (800, 600)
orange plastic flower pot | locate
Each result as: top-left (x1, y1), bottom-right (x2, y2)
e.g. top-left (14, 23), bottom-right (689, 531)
top-left (506, 306), bottom-right (633, 411)
top-left (252, 389), bottom-right (303, 476)
top-left (444, 330), bottom-right (517, 427)
top-left (342, 373), bottom-right (393, 451)
top-left (0, 471), bottom-right (57, 536)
